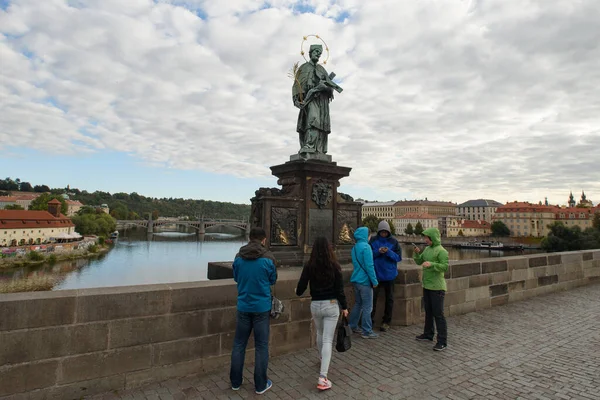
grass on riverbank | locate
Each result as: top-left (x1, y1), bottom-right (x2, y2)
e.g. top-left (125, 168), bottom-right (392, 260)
top-left (0, 275), bottom-right (59, 293)
top-left (0, 245), bottom-right (110, 270)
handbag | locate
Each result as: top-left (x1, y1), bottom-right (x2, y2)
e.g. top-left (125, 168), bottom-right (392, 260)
top-left (270, 295), bottom-right (284, 319)
top-left (336, 315), bottom-right (352, 352)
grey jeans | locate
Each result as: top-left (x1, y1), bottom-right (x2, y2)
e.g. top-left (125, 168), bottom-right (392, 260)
top-left (311, 300), bottom-right (340, 378)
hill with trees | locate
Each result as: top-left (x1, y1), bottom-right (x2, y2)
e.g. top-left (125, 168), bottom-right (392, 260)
top-left (1, 177), bottom-right (251, 220)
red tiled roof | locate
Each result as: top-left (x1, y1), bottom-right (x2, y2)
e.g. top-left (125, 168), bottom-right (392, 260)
top-left (66, 200), bottom-right (84, 206)
top-left (14, 194), bottom-right (41, 200)
top-left (460, 220), bottom-right (491, 229)
top-left (495, 202), bottom-right (559, 213)
top-left (396, 212), bottom-right (437, 219)
top-left (48, 199), bottom-right (62, 204)
top-left (0, 196), bottom-right (18, 202)
top-left (0, 210), bottom-right (74, 229)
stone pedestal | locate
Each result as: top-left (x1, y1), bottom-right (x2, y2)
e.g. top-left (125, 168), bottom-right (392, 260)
top-left (250, 159), bottom-right (362, 266)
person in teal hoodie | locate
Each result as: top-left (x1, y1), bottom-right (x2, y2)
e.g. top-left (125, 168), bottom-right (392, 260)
top-left (348, 226), bottom-right (379, 338)
top-left (413, 227), bottom-right (449, 351)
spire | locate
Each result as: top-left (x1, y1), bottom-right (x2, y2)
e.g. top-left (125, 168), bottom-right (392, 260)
top-left (581, 190), bottom-right (586, 201)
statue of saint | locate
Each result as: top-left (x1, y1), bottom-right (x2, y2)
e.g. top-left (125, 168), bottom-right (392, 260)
top-left (292, 44), bottom-right (342, 158)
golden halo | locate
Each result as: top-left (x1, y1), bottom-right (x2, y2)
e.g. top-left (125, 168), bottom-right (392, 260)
top-left (301, 34), bottom-right (330, 64)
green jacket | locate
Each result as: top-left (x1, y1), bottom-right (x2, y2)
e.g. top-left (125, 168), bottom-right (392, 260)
top-left (413, 228), bottom-right (448, 291)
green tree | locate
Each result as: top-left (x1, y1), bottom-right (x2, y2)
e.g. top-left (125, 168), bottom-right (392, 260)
top-left (404, 222), bottom-right (414, 235)
top-left (541, 222), bottom-right (583, 252)
top-left (71, 213), bottom-right (116, 236)
top-left (491, 221), bottom-right (511, 236)
top-left (29, 194), bottom-right (68, 214)
top-left (593, 212), bottom-right (600, 230)
top-left (362, 214), bottom-right (381, 233)
top-left (152, 210), bottom-right (159, 220)
top-left (33, 184), bottom-right (51, 193)
top-left (4, 204), bottom-right (24, 210)
top-left (414, 221), bottom-right (424, 236)
top-left (19, 181), bottom-right (33, 192)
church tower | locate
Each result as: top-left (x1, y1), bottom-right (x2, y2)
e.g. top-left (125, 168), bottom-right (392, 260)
top-left (568, 191), bottom-right (576, 208)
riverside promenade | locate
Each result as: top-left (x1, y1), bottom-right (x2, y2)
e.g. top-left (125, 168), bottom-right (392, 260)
top-left (89, 284), bottom-right (600, 400)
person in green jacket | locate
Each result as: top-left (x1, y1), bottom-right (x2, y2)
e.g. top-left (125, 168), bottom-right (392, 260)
top-left (413, 227), bottom-right (448, 351)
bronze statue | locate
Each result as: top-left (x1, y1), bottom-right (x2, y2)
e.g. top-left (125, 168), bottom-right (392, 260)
top-left (292, 44), bottom-right (343, 158)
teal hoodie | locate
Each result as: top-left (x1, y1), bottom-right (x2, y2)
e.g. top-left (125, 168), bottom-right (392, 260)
top-left (413, 227), bottom-right (448, 291)
top-left (350, 227), bottom-right (378, 287)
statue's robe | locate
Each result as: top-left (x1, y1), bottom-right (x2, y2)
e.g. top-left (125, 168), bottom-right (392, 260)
top-left (293, 61), bottom-right (333, 138)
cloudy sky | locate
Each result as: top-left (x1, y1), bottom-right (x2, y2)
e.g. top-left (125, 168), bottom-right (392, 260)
top-left (1, 0), bottom-right (598, 206)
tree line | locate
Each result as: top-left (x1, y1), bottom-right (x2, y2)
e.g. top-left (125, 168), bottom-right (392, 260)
top-left (1, 177), bottom-right (251, 220)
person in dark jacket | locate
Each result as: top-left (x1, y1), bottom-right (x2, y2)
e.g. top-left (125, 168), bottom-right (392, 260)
top-left (230, 228), bottom-right (277, 395)
top-left (296, 237), bottom-right (348, 391)
top-left (369, 220), bottom-right (402, 332)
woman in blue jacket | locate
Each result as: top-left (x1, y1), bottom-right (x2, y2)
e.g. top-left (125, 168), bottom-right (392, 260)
top-left (348, 226), bottom-right (379, 338)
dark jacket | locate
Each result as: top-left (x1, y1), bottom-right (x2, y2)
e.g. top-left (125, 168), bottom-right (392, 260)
top-left (369, 234), bottom-right (402, 282)
top-left (232, 240), bottom-right (277, 313)
top-left (295, 264), bottom-right (348, 309)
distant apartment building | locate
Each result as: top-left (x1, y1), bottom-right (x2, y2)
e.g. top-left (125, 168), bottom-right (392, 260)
top-left (457, 199), bottom-right (504, 223)
top-left (555, 207), bottom-right (598, 231)
top-left (65, 200), bottom-right (84, 216)
top-left (0, 196), bottom-right (18, 209)
top-left (394, 200), bottom-right (457, 218)
top-left (493, 202), bottom-right (559, 237)
top-left (15, 193), bottom-right (41, 210)
top-left (361, 202), bottom-right (396, 220)
top-left (394, 212), bottom-right (438, 234)
top-left (447, 219), bottom-right (491, 238)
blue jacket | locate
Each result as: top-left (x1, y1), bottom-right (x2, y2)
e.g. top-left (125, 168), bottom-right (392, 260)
top-left (370, 234), bottom-right (401, 281)
top-left (350, 227), bottom-right (378, 287)
top-left (232, 241), bottom-right (277, 313)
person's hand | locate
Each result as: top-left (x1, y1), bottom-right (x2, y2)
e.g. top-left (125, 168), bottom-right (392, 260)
top-left (382, 247), bottom-right (388, 253)
top-left (413, 246), bottom-right (421, 253)
top-left (342, 309), bottom-right (349, 318)
top-left (373, 284), bottom-right (378, 288)
top-left (423, 261), bottom-right (431, 268)
top-left (379, 247), bottom-right (386, 254)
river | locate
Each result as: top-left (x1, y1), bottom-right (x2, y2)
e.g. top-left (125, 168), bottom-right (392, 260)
top-left (0, 228), bottom-right (542, 292)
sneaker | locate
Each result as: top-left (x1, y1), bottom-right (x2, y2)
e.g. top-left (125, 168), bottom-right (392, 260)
top-left (415, 334), bottom-right (434, 341)
top-left (380, 323), bottom-right (390, 332)
top-left (351, 328), bottom-right (363, 334)
top-left (361, 332), bottom-right (379, 339)
top-left (433, 343), bottom-right (447, 351)
top-left (232, 378), bottom-right (243, 391)
top-left (317, 376), bottom-right (332, 391)
top-left (255, 379), bottom-right (273, 395)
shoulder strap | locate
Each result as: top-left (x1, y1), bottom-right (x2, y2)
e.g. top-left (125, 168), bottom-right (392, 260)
top-left (352, 247), bottom-right (368, 275)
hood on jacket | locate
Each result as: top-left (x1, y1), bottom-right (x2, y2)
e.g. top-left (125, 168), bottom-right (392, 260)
top-left (354, 226), bottom-right (370, 243)
top-left (422, 227), bottom-right (441, 246)
top-left (237, 240), bottom-right (270, 260)
top-left (377, 220), bottom-right (391, 235)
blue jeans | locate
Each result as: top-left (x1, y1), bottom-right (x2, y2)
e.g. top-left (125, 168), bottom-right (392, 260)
top-left (230, 311), bottom-right (270, 392)
top-left (311, 300), bottom-right (340, 378)
top-left (348, 283), bottom-right (374, 334)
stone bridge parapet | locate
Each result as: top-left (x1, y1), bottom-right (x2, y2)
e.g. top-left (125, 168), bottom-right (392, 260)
top-left (1, 250), bottom-right (599, 399)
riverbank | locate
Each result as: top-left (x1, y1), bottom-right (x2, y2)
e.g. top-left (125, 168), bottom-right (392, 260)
top-left (0, 246), bottom-right (111, 293)
top-left (0, 244), bottom-right (110, 270)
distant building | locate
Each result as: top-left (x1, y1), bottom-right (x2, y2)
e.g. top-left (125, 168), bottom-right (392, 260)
top-left (394, 200), bottom-right (457, 218)
top-left (0, 199), bottom-right (76, 246)
top-left (394, 212), bottom-right (438, 234)
top-left (447, 219), bottom-right (491, 238)
top-left (493, 202), bottom-right (558, 237)
top-left (361, 201), bottom-right (396, 220)
top-left (555, 207), bottom-right (596, 231)
top-left (577, 191), bottom-right (593, 208)
top-left (14, 193), bottom-right (41, 210)
top-left (65, 200), bottom-right (84, 216)
top-left (456, 199), bottom-right (504, 223)
top-left (0, 196), bottom-right (18, 209)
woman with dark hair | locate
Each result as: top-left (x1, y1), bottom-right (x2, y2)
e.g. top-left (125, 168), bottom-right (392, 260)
top-left (296, 237), bottom-right (348, 391)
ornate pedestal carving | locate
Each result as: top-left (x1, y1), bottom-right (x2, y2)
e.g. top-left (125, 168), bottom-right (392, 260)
top-left (250, 159), bottom-right (362, 266)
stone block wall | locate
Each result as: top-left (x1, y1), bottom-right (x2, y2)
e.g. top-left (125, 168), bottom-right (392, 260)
top-left (388, 250), bottom-right (600, 326)
top-left (1, 250), bottom-right (599, 399)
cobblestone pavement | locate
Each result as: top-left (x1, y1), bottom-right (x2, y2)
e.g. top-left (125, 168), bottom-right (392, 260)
top-left (90, 284), bottom-right (600, 400)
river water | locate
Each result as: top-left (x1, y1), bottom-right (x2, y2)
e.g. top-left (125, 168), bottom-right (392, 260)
top-left (0, 228), bottom-right (541, 292)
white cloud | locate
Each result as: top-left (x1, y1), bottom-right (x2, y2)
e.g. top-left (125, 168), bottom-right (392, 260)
top-left (1, 0), bottom-right (599, 205)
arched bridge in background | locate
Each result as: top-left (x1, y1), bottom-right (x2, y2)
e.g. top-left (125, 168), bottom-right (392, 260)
top-left (115, 219), bottom-right (249, 235)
